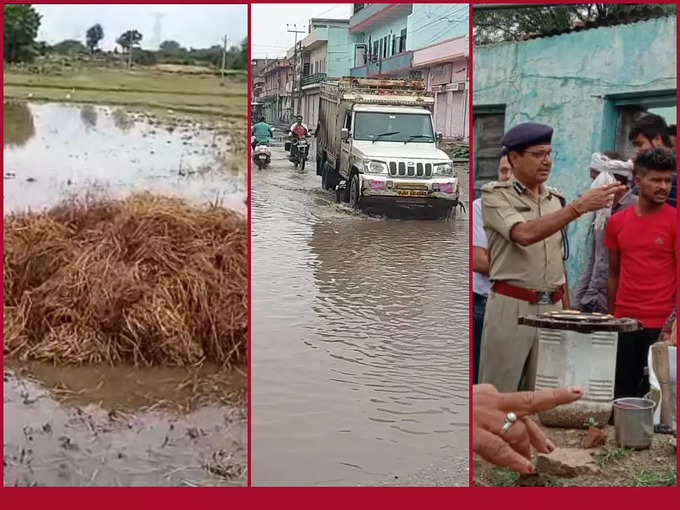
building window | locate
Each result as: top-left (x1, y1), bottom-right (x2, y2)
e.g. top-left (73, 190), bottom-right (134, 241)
top-left (607, 91), bottom-right (676, 157)
top-left (383, 36), bottom-right (388, 58)
top-left (392, 35), bottom-right (396, 56)
top-left (373, 40), bottom-right (379, 60)
top-left (399, 28), bottom-right (407, 53)
top-left (379, 39), bottom-right (383, 60)
top-left (472, 106), bottom-right (506, 200)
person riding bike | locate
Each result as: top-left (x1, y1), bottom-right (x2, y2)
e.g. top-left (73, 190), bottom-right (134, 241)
top-left (288, 115), bottom-right (309, 161)
top-left (251, 116), bottom-right (273, 150)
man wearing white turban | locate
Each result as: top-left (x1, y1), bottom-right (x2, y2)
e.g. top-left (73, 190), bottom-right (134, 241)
top-left (574, 151), bottom-right (634, 313)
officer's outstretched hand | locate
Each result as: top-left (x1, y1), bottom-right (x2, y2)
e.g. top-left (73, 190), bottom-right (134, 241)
top-left (573, 182), bottom-right (627, 213)
top-left (473, 383), bottom-right (583, 474)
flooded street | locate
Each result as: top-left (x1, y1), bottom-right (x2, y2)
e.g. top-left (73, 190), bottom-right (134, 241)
top-left (3, 100), bottom-right (247, 486)
top-left (3, 101), bottom-right (246, 214)
top-left (251, 142), bottom-right (469, 486)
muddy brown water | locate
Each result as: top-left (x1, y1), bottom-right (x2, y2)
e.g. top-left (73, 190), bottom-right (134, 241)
top-left (3, 100), bottom-right (247, 486)
top-left (3, 101), bottom-right (246, 214)
top-left (4, 367), bottom-right (246, 486)
top-left (251, 143), bottom-right (469, 486)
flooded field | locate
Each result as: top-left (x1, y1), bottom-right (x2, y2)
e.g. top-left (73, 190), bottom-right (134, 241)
top-left (251, 142), bottom-right (469, 486)
top-left (3, 100), bottom-right (247, 486)
top-left (3, 101), bottom-right (246, 214)
top-left (4, 366), bottom-right (246, 486)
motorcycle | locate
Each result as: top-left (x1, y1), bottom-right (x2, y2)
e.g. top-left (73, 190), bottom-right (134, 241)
top-left (289, 136), bottom-right (310, 170)
top-left (252, 141), bottom-right (271, 170)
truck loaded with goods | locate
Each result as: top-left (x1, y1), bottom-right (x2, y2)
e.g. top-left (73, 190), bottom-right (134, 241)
top-left (316, 78), bottom-right (459, 217)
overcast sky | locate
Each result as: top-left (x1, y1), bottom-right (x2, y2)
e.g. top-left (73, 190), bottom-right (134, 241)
top-left (251, 3), bottom-right (353, 59)
top-left (34, 4), bottom-right (247, 50)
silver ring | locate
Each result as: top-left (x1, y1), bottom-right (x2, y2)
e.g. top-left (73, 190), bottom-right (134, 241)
top-left (499, 412), bottom-right (517, 435)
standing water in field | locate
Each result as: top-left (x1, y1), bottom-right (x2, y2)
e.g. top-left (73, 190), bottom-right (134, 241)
top-left (3, 101), bottom-right (246, 214)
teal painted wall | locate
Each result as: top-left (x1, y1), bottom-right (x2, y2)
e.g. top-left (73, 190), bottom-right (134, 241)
top-left (361, 17), bottom-right (408, 57)
top-left (327, 26), bottom-right (356, 77)
top-left (353, 16), bottom-right (407, 57)
top-left (407, 3), bottom-right (469, 50)
top-left (473, 17), bottom-right (676, 283)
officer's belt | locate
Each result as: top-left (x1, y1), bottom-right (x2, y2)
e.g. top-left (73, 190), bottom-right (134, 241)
top-left (492, 282), bottom-right (564, 305)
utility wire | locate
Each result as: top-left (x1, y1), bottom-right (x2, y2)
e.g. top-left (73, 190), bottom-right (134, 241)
top-left (409, 5), bottom-right (468, 35)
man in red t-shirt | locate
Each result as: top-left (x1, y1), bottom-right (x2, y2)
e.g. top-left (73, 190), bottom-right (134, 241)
top-left (605, 147), bottom-right (677, 398)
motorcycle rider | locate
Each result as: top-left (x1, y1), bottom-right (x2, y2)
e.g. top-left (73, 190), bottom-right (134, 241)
top-left (251, 116), bottom-right (273, 151)
top-left (288, 114), bottom-right (309, 162)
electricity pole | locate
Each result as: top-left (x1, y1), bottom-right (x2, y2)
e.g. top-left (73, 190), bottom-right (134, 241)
top-left (287, 24), bottom-right (305, 116)
top-left (221, 34), bottom-right (229, 82)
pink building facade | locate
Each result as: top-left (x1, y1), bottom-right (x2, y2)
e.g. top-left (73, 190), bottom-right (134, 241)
top-left (412, 35), bottom-right (469, 139)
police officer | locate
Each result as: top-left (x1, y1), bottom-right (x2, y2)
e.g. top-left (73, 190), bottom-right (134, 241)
top-left (479, 122), bottom-right (626, 392)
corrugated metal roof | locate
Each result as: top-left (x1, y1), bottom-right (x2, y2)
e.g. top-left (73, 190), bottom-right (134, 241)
top-left (522, 10), bottom-right (673, 41)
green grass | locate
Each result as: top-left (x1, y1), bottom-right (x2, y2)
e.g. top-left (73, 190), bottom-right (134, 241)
top-left (593, 445), bottom-right (632, 467)
top-left (3, 67), bottom-right (246, 118)
top-left (489, 467), bottom-right (520, 487)
top-left (629, 467), bottom-right (676, 487)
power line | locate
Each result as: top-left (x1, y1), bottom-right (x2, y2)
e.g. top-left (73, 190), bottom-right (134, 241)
top-left (409, 5), bottom-right (469, 35)
top-left (287, 24), bottom-right (305, 116)
top-left (410, 5), bottom-right (465, 32)
top-left (421, 24), bottom-right (458, 47)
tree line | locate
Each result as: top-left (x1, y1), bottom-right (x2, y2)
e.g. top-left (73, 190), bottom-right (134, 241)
top-left (3, 4), bottom-right (247, 70)
top-left (474, 3), bottom-right (676, 45)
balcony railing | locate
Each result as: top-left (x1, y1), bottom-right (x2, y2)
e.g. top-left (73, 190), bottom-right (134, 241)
top-left (350, 51), bottom-right (412, 78)
top-left (302, 73), bottom-right (327, 87)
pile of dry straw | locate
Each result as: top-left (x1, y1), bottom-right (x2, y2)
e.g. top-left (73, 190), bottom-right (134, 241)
top-left (4, 193), bottom-right (247, 366)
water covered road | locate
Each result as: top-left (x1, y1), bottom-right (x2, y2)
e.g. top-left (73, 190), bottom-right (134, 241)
top-left (251, 142), bottom-right (469, 485)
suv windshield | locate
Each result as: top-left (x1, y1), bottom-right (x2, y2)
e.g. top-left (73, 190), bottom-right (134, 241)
top-left (353, 112), bottom-right (434, 142)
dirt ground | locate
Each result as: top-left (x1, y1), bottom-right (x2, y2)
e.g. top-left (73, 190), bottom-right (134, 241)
top-left (473, 420), bottom-right (676, 487)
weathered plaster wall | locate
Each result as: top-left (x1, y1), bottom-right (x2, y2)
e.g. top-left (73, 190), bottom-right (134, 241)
top-left (353, 16), bottom-right (407, 55)
top-left (407, 3), bottom-right (469, 50)
top-left (327, 27), bottom-right (356, 77)
top-left (473, 17), bottom-right (676, 282)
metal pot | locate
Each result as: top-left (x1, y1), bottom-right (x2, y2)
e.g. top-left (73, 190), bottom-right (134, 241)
top-left (613, 397), bottom-right (654, 449)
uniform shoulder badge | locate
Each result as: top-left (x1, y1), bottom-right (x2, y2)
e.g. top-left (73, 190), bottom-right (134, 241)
top-left (481, 180), bottom-right (511, 192)
top-left (546, 185), bottom-right (565, 198)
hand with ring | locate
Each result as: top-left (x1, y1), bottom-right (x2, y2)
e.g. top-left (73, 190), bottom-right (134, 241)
top-left (473, 383), bottom-right (584, 474)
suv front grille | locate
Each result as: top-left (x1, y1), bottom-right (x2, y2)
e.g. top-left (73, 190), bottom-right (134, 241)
top-left (388, 162), bottom-right (432, 178)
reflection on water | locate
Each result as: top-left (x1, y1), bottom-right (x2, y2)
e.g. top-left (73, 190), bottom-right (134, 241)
top-left (4, 368), bottom-right (247, 486)
top-left (80, 105), bottom-right (97, 130)
top-left (3, 101), bottom-right (35, 148)
top-left (5, 360), bottom-right (246, 412)
top-left (2, 102), bottom-right (246, 214)
top-left (112, 107), bottom-right (134, 131)
top-left (2, 101), bottom-right (248, 486)
top-left (252, 146), bottom-right (469, 486)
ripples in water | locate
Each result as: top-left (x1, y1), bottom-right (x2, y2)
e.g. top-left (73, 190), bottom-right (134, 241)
top-left (251, 147), bottom-right (469, 485)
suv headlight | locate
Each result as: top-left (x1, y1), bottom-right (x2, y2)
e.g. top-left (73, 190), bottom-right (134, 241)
top-left (363, 160), bottom-right (388, 175)
top-left (433, 163), bottom-right (454, 176)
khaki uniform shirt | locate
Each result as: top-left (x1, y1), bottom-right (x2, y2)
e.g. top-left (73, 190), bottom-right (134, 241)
top-left (481, 177), bottom-right (566, 291)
